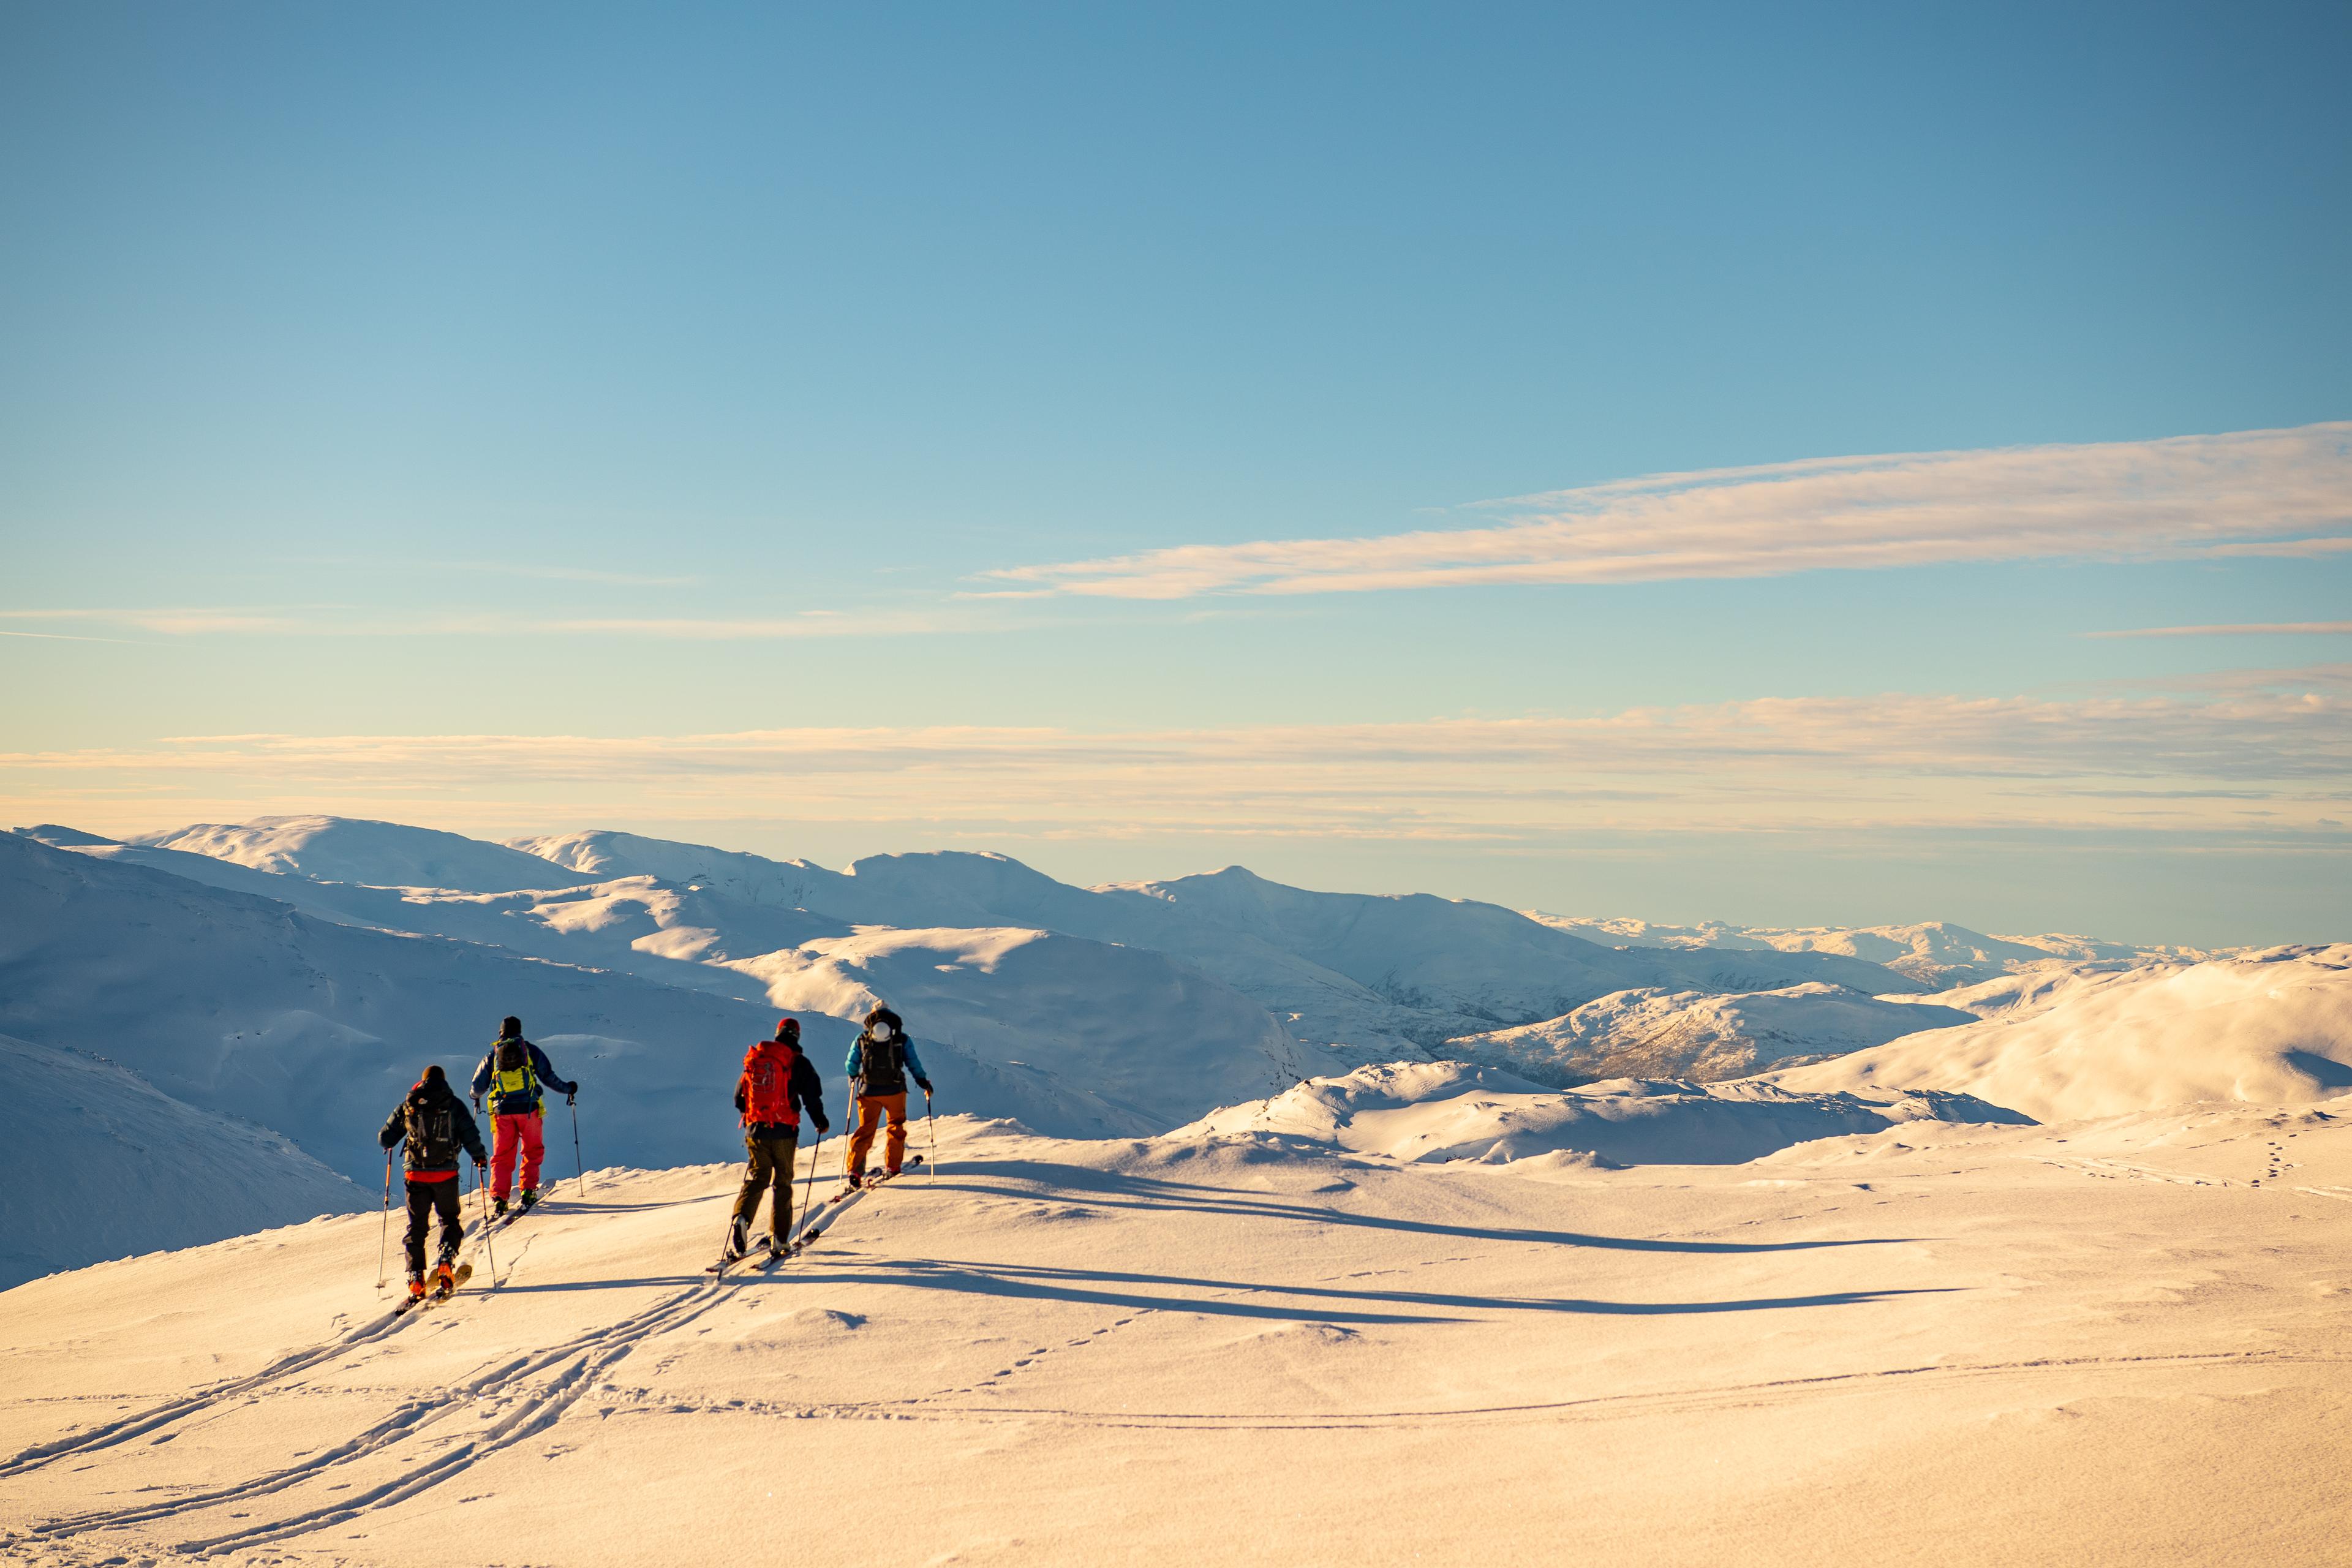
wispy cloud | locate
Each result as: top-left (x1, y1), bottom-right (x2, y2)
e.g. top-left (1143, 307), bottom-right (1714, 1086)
top-left (0, 608), bottom-right (986, 641)
top-left (8, 670), bottom-right (2343, 848)
top-left (285, 556), bottom-right (701, 588)
top-left (2086, 622), bottom-right (2352, 639)
top-left (0, 608), bottom-right (323, 635)
top-left (406, 560), bottom-right (700, 588)
top-left (979, 423), bottom-right (2352, 600)
top-left (0, 628), bottom-right (156, 645)
top-left (535, 616), bottom-right (942, 639)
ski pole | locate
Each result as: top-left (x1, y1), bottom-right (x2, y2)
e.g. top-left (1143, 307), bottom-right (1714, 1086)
top-left (924, 1087), bottom-right (939, 1180)
top-left (375, 1149), bottom-right (393, 1293)
top-left (475, 1163), bottom-right (499, 1286)
top-left (799, 1129), bottom-right (821, 1243)
top-left (570, 1093), bottom-right (589, 1196)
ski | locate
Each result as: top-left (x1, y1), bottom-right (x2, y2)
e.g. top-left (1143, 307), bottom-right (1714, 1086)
top-left (704, 1230), bottom-right (773, 1277)
top-left (734, 1156), bottom-right (925, 1278)
top-left (394, 1260), bottom-right (473, 1316)
top-left (484, 1199), bottom-right (538, 1237)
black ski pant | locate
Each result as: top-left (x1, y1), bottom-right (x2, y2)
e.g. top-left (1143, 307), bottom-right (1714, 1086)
top-left (730, 1127), bottom-right (799, 1245)
top-left (403, 1175), bottom-right (463, 1277)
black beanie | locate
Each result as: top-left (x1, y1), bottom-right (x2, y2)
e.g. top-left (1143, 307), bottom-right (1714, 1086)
top-left (502, 1016), bottom-right (522, 1038)
top-left (422, 1064), bottom-right (446, 1083)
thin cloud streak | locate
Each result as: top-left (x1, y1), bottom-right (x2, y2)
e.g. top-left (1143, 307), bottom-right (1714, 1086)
top-left (282, 557), bottom-right (701, 587)
top-left (981, 423), bottom-right (2352, 599)
top-left (7, 676), bottom-right (2343, 848)
top-left (0, 628), bottom-right (155, 646)
top-left (425, 561), bottom-right (700, 587)
top-left (2087, 622), bottom-right (2352, 639)
top-left (0, 608), bottom-right (996, 640)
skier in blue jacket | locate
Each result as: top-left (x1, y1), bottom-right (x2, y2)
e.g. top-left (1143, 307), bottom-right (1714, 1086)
top-left (843, 1006), bottom-right (932, 1183)
top-left (469, 1016), bottom-right (579, 1215)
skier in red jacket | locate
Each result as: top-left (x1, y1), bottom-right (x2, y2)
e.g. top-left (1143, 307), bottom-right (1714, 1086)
top-left (725, 1017), bottom-right (831, 1261)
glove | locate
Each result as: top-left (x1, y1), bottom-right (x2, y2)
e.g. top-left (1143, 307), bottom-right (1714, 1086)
top-left (475, 1159), bottom-right (488, 1172)
top-left (567, 1092), bottom-right (576, 1106)
top-left (471, 1096), bottom-right (482, 1113)
top-left (916, 1079), bottom-right (934, 1096)
top-left (813, 1118), bottom-right (831, 1137)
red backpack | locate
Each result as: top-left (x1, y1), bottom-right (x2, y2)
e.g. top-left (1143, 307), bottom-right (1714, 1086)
top-left (740, 1039), bottom-right (801, 1126)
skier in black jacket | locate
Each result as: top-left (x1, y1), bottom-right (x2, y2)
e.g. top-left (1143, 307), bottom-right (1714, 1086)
top-left (379, 1065), bottom-right (489, 1301)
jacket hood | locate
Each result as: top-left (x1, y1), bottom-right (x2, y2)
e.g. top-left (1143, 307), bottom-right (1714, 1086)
top-left (864, 1005), bottom-right (903, 1036)
top-left (409, 1074), bottom-right (460, 1107)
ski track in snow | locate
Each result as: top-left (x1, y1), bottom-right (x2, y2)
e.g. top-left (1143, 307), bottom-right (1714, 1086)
top-left (13, 1182), bottom-right (889, 1556)
top-left (0, 1210), bottom-right (515, 1482)
top-left (28, 1268), bottom-right (725, 1555)
top-left (0, 1300), bottom-right (415, 1482)
top-left (586, 1345), bottom-right (2352, 1431)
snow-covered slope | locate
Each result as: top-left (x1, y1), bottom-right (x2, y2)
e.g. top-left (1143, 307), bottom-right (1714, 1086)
top-left (8, 1105), bottom-right (2352, 1563)
top-left (512, 829), bottom-right (1924, 1054)
top-left (1531, 913), bottom-right (2217, 989)
top-left (724, 925), bottom-right (1310, 1134)
top-left (1445, 983), bottom-right (1981, 1086)
top-left (1100, 865), bottom-right (1926, 1037)
top-left (513, 829), bottom-right (841, 908)
top-left (132, 815), bottom-right (589, 894)
top-left (14, 823), bottom-right (413, 918)
top-left (0, 1033), bottom-right (364, 1289)
top-left (1770, 945), bottom-right (2352, 1120)
top-left (341, 876), bottom-right (852, 994)
top-left (0, 834), bottom-right (1305, 1170)
top-left (1171, 1060), bottom-right (2027, 1166)
top-left (15, 829), bottom-right (853, 1008)
top-left (0, 831), bottom-right (807, 1183)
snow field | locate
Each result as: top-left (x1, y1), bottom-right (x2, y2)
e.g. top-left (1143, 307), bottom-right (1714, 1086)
top-left (1526, 912), bottom-right (2220, 989)
top-left (1772, 944), bottom-right (2352, 1120)
top-left (1174, 1060), bottom-right (2030, 1166)
top-left (1444, 981), bottom-right (1981, 1085)
top-left (0, 1033), bottom-right (364, 1287)
top-left (4, 1110), bottom-right (2351, 1566)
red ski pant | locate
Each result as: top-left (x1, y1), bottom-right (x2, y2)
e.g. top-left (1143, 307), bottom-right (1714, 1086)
top-left (846, 1093), bottom-right (908, 1174)
top-left (490, 1110), bottom-right (546, 1199)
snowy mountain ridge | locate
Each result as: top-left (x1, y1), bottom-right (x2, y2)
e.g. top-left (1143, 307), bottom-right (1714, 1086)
top-left (6, 813), bottom-right (2332, 1289)
top-left (1444, 982), bottom-right (1981, 1087)
top-left (1768, 944), bottom-right (2352, 1120)
top-left (1528, 911), bottom-right (2225, 989)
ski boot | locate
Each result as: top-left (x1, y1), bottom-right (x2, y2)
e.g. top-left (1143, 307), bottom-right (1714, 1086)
top-left (432, 1261), bottom-right (457, 1300)
top-left (492, 1197), bottom-right (509, 1218)
top-left (722, 1217), bottom-right (749, 1262)
top-left (521, 1187), bottom-right (540, 1210)
top-left (407, 1274), bottom-right (428, 1303)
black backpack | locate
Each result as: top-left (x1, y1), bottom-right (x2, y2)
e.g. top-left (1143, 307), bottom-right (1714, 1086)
top-left (405, 1093), bottom-right (461, 1165)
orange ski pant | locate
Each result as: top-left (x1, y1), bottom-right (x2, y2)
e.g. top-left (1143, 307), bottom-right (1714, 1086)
top-left (846, 1093), bottom-right (908, 1174)
top-left (490, 1110), bottom-right (546, 1199)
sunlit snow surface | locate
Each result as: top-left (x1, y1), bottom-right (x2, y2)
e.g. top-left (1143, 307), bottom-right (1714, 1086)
top-left (4, 1112), bottom-right (2350, 1565)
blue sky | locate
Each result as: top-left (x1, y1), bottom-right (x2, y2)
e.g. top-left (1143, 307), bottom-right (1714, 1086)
top-left (2, 2), bottom-right (2346, 942)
